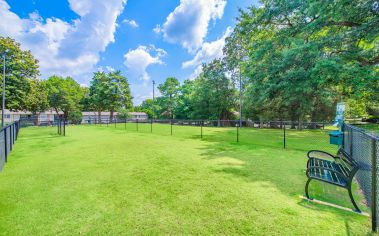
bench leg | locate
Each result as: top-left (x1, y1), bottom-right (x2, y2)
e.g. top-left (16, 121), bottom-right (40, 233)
top-left (305, 178), bottom-right (313, 199)
top-left (348, 188), bottom-right (361, 213)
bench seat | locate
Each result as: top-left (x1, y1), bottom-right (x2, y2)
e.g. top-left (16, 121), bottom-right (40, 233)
top-left (307, 158), bottom-right (347, 187)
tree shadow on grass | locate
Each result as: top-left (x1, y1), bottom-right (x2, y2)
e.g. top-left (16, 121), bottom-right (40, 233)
top-left (193, 135), bottom-right (371, 233)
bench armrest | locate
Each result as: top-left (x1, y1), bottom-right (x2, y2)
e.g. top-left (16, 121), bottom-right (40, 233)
top-left (307, 150), bottom-right (336, 160)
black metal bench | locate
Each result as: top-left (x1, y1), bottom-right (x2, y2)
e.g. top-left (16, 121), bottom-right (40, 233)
top-left (305, 148), bottom-right (360, 212)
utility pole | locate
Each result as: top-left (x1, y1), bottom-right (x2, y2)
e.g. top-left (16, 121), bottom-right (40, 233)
top-left (152, 80), bottom-right (155, 119)
top-left (2, 52), bottom-right (6, 128)
top-left (239, 55), bottom-right (248, 128)
top-left (239, 64), bottom-right (242, 128)
top-left (153, 80), bottom-right (155, 101)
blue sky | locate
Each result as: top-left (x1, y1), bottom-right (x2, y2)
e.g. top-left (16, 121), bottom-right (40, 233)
top-left (0, 0), bottom-right (256, 104)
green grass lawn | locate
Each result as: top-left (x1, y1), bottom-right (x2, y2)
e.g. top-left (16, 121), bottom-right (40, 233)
top-left (0, 124), bottom-right (372, 235)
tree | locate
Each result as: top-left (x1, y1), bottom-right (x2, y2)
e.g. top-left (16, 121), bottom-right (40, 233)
top-left (24, 79), bottom-right (49, 125)
top-left (158, 77), bottom-right (180, 119)
top-left (107, 71), bottom-right (132, 121)
top-left (223, 0), bottom-right (379, 122)
top-left (67, 110), bottom-right (83, 124)
top-left (0, 37), bottom-right (39, 111)
top-left (135, 99), bottom-right (160, 119)
top-left (117, 107), bottom-right (131, 120)
top-left (89, 72), bottom-right (108, 121)
top-left (191, 60), bottom-right (236, 121)
top-left (44, 75), bottom-right (84, 120)
top-left (174, 79), bottom-right (195, 119)
top-left (80, 86), bottom-right (92, 111)
top-left (88, 71), bottom-right (132, 122)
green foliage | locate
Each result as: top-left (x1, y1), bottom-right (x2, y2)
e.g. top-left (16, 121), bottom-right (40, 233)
top-left (138, 61), bottom-right (236, 121)
top-left (174, 80), bottom-right (195, 119)
top-left (117, 107), bottom-right (131, 120)
top-left (135, 99), bottom-right (160, 119)
top-left (191, 60), bottom-right (236, 120)
top-left (24, 79), bottom-right (49, 115)
top-left (0, 37), bottom-right (39, 111)
top-left (223, 0), bottom-right (379, 121)
top-left (158, 77), bottom-right (180, 119)
top-left (345, 99), bottom-right (371, 119)
top-left (67, 109), bottom-right (83, 124)
top-left (89, 71), bottom-right (132, 120)
top-left (44, 75), bottom-right (84, 118)
top-left (80, 87), bottom-right (92, 111)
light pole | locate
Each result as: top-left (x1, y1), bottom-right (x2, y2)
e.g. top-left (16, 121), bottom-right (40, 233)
top-left (152, 80), bottom-right (155, 119)
top-left (239, 56), bottom-right (249, 128)
top-left (2, 50), bottom-right (8, 128)
top-left (239, 64), bottom-right (242, 128)
top-left (153, 80), bottom-right (155, 101)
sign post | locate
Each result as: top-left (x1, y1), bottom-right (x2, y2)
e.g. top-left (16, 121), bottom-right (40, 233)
top-left (335, 102), bottom-right (345, 132)
top-left (329, 102), bottom-right (345, 146)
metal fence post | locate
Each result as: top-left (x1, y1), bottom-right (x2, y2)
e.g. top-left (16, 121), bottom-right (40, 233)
top-left (15, 122), bottom-right (18, 140)
top-left (63, 119), bottom-right (66, 136)
top-left (171, 119), bottom-right (173, 136)
top-left (283, 123), bottom-right (286, 149)
top-left (201, 120), bottom-right (203, 139)
top-left (4, 127), bottom-right (7, 162)
top-left (350, 126), bottom-right (353, 156)
top-left (372, 138), bottom-right (378, 232)
top-left (10, 125), bottom-right (13, 151)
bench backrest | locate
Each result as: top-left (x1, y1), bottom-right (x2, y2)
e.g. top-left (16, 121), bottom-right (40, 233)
top-left (336, 148), bottom-right (359, 181)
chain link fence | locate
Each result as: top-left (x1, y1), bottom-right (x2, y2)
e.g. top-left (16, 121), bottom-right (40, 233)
top-left (0, 121), bottom-right (21, 172)
top-left (342, 123), bottom-right (379, 232)
top-left (78, 118), bottom-right (338, 153)
top-left (7, 117), bottom-right (379, 230)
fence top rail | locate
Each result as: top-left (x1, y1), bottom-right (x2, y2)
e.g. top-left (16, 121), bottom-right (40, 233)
top-left (123, 119), bottom-right (334, 123)
top-left (0, 121), bottom-right (19, 133)
top-left (344, 123), bottom-right (379, 140)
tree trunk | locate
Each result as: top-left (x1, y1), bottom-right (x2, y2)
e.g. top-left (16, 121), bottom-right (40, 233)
top-left (98, 111), bottom-right (101, 124)
top-left (34, 112), bottom-right (39, 126)
top-left (64, 112), bottom-right (68, 124)
top-left (110, 110), bottom-right (114, 123)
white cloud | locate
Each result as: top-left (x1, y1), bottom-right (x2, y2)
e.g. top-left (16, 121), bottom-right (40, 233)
top-left (105, 66), bottom-right (116, 72)
top-left (123, 19), bottom-right (139, 28)
top-left (159, 0), bottom-right (227, 53)
top-left (124, 45), bottom-right (167, 81)
top-left (0, 0), bottom-right (126, 84)
top-left (130, 83), bottom-right (162, 105)
top-left (153, 24), bottom-right (162, 34)
top-left (182, 26), bottom-right (232, 69)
